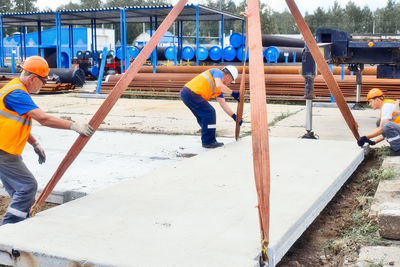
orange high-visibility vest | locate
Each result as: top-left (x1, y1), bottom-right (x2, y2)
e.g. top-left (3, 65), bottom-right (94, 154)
top-left (380, 99), bottom-right (400, 124)
top-left (0, 78), bottom-right (33, 155)
top-left (185, 69), bottom-right (222, 101)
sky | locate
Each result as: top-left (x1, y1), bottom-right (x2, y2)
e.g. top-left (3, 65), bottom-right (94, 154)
top-left (36, 0), bottom-right (390, 13)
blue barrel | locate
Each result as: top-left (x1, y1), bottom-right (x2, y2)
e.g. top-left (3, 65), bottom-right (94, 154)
top-left (223, 46), bottom-right (236, 61)
top-left (164, 46), bottom-right (177, 61)
top-left (182, 46), bottom-right (195, 61)
top-left (196, 46), bottom-right (208, 61)
top-left (90, 65), bottom-right (99, 77)
top-left (209, 46), bottom-right (222, 61)
top-left (230, 33), bottom-right (244, 48)
top-left (128, 46), bottom-right (140, 59)
top-left (76, 50), bottom-right (84, 59)
top-left (116, 46), bottom-right (123, 60)
top-left (264, 46), bottom-right (280, 62)
top-left (60, 52), bottom-right (70, 68)
top-left (236, 47), bottom-right (249, 61)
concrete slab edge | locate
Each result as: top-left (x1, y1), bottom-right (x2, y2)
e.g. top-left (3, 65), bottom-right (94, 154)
top-left (267, 150), bottom-right (364, 266)
top-left (0, 244), bottom-right (111, 267)
top-left (0, 186), bottom-right (86, 205)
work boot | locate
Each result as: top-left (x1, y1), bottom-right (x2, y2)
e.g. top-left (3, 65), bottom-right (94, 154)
top-left (202, 141), bottom-right (224, 149)
top-left (390, 149), bottom-right (400, 156)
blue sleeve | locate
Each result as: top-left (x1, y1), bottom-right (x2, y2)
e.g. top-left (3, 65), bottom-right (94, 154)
top-left (209, 69), bottom-right (223, 80)
top-left (217, 92), bottom-right (224, 98)
top-left (4, 90), bottom-right (39, 116)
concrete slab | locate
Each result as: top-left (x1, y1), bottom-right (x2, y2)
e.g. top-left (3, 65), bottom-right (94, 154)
top-left (0, 137), bottom-right (363, 267)
top-left (0, 127), bottom-right (233, 202)
top-left (356, 246), bottom-right (400, 267)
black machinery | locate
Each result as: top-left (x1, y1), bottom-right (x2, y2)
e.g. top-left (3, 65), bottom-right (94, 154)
top-left (302, 28), bottom-right (400, 139)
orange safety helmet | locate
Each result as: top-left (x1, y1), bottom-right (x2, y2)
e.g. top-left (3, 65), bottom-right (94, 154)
top-left (21, 56), bottom-right (50, 78)
top-left (367, 88), bottom-right (384, 100)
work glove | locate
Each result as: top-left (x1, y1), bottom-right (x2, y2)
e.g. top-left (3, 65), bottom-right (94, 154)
top-left (231, 91), bottom-right (240, 102)
top-left (70, 122), bottom-right (95, 137)
top-left (357, 136), bottom-right (376, 147)
top-left (232, 113), bottom-right (243, 126)
top-left (33, 143), bottom-right (46, 164)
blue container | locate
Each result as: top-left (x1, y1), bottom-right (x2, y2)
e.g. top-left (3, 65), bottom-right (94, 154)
top-left (264, 46), bottom-right (279, 62)
top-left (209, 46), bottom-right (222, 61)
top-left (223, 46), bottom-right (236, 61)
top-left (90, 65), bottom-right (99, 77)
top-left (128, 46), bottom-right (140, 59)
top-left (164, 46), bottom-right (177, 61)
top-left (182, 46), bottom-right (195, 61)
top-left (236, 47), bottom-right (249, 61)
top-left (230, 33), bottom-right (244, 48)
top-left (196, 46), bottom-right (208, 61)
top-left (116, 46), bottom-right (123, 60)
top-left (60, 52), bottom-right (70, 68)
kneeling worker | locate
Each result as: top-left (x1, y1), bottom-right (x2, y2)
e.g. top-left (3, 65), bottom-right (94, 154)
top-left (180, 66), bottom-right (242, 148)
top-left (357, 88), bottom-right (400, 156)
top-left (0, 56), bottom-right (94, 225)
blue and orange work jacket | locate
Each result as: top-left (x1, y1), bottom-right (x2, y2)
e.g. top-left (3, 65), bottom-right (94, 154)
top-left (0, 78), bottom-right (32, 155)
top-left (381, 99), bottom-right (400, 124)
top-left (185, 70), bottom-right (223, 101)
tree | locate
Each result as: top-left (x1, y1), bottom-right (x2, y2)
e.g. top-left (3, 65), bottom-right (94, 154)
top-left (305, 7), bottom-right (328, 34)
top-left (374, 0), bottom-right (400, 33)
top-left (12, 0), bottom-right (38, 12)
top-left (271, 10), bottom-right (298, 34)
top-left (1, 0), bottom-right (12, 13)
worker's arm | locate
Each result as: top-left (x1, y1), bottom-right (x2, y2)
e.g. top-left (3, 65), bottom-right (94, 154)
top-left (365, 118), bottom-right (388, 139)
top-left (27, 108), bottom-right (72, 129)
top-left (216, 96), bottom-right (234, 117)
top-left (26, 108), bottom-right (94, 136)
top-left (27, 133), bottom-right (46, 164)
top-left (215, 78), bottom-right (233, 95)
top-left (27, 133), bottom-right (38, 146)
top-left (373, 135), bottom-right (385, 144)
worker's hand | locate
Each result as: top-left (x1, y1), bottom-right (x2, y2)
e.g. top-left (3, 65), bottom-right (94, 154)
top-left (70, 122), bottom-right (95, 136)
top-left (231, 91), bottom-right (240, 102)
top-left (232, 113), bottom-right (243, 126)
top-left (357, 136), bottom-right (375, 147)
top-left (32, 143), bottom-right (46, 164)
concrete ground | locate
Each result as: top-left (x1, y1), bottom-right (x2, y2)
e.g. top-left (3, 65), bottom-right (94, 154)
top-left (0, 92), bottom-right (382, 267)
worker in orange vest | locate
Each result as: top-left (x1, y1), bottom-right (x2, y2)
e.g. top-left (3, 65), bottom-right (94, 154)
top-left (358, 88), bottom-right (400, 156)
top-left (180, 66), bottom-right (241, 148)
top-left (0, 56), bottom-right (94, 225)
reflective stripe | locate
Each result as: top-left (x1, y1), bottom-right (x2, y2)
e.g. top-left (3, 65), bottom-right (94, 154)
top-left (392, 112), bottom-right (400, 122)
top-left (201, 72), bottom-right (216, 95)
top-left (0, 83), bottom-right (24, 98)
top-left (6, 206), bottom-right (28, 218)
top-left (386, 135), bottom-right (400, 143)
top-left (0, 110), bottom-right (32, 126)
top-left (207, 124), bottom-right (217, 129)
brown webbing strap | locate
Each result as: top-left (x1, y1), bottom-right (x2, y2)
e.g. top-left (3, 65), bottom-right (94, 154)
top-left (247, 0), bottom-right (271, 261)
top-left (30, 0), bottom-right (189, 215)
top-left (235, 19), bottom-right (248, 140)
top-left (286, 0), bottom-right (360, 140)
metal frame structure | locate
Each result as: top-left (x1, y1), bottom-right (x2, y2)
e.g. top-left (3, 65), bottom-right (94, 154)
top-left (0, 5), bottom-right (243, 70)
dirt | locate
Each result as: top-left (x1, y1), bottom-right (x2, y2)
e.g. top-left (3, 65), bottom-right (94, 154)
top-left (277, 149), bottom-right (387, 267)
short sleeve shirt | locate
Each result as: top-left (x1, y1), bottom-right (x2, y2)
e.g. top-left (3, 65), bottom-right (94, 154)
top-left (4, 90), bottom-right (39, 116)
top-left (209, 69), bottom-right (224, 98)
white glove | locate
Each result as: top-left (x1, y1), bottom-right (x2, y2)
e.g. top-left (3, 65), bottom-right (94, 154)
top-left (32, 143), bottom-right (46, 164)
top-left (70, 122), bottom-right (95, 136)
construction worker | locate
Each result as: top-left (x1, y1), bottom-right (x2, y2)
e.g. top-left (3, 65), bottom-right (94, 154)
top-left (358, 88), bottom-right (400, 156)
top-left (180, 66), bottom-right (241, 148)
top-left (0, 56), bottom-right (94, 225)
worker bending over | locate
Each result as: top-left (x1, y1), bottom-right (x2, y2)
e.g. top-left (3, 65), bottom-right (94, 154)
top-left (0, 56), bottom-right (94, 225)
top-left (358, 88), bottom-right (400, 156)
top-left (180, 66), bottom-right (241, 148)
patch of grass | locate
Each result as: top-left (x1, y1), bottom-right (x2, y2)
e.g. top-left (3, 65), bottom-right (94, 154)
top-left (269, 111), bottom-right (297, 127)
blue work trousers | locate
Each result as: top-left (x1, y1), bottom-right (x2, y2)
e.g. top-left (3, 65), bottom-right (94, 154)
top-left (0, 150), bottom-right (37, 225)
top-left (180, 87), bottom-right (217, 145)
top-left (382, 121), bottom-right (400, 152)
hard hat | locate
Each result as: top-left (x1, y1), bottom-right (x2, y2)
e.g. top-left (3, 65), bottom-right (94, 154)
top-left (21, 56), bottom-right (50, 78)
top-left (367, 88), bottom-right (384, 100)
top-left (224, 65), bottom-right (238, 81)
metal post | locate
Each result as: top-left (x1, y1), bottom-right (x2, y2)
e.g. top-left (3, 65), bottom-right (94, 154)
top-left (195, 5), bottom-right (199, 66)
top-left (11, 50), bottom-right (16, 73)
top-left (221, 14), bottom-right (224, 63)
top-left (180, 20), bottom-right (183, 62)
top-left (96, 47), bottom-right (108, 94)
top-left (94, 19), bottom-right (97, 55)
top-left (119, 8), bottom-right (125, 73)
top-left (341, 64), bottom-right (345, 81)
top-left (150, 16), bottom-right (154, 72)
top-left (56, 12), bottom-right (62, 68)
top-left (305, 99), bottom-right (313, 132)
top-left (153, 16), bottom-right (158, 73)
top-left (19, 27), bottom-right (23, 62)
top-left (0, 15), bottom-right (4, 67)
top-left (69, 25), bottom-right (73, 67)
top-left (293, 51), bottom-right (296, 63)
top-left (122, 11), bottom-right (127, 72)
top-left (23, 26), bottom-right (27, 60)
top-left (241, 20), bottom-right (245, 63)
top-left (37, 21), bottom-right (42, 56)
top-left (91, 19), bottom-right (95, 65)
top-left (302, 46), bottom-right (317, 139)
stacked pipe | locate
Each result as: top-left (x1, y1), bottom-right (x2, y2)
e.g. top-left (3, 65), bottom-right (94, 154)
top-left (100, 70), bottom-right (400, 102)
top-left (0, 75), bottom-right (75, 92)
